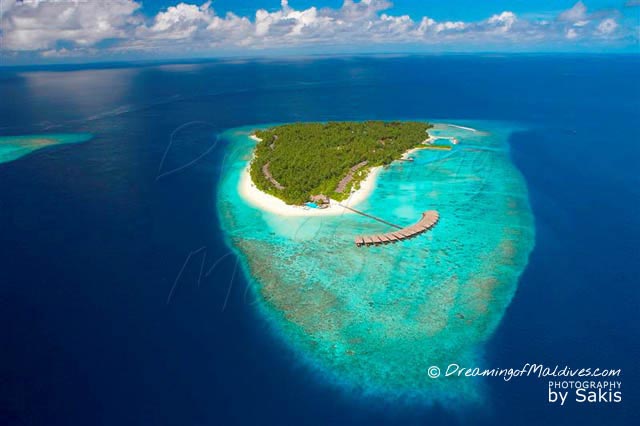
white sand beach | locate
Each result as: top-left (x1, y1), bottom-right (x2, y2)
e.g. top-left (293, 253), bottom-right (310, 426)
top-left (238, 164), bottom-right (382, 217)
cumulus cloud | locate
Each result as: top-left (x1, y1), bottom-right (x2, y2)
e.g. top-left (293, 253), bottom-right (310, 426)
top-left (596, 18), bottom-right (619, 35)
top-left (566, 28), bottom-right (579, 39)
top-left (554, 2), bottom-right (624, 40)
top-left (558, 1), bottom-right (588, 22)
top-left (487, 11), bottom-right (517, 32)
top-left (0, 0), bottom-right (633, 57)
top-left (0, 0), bottom-right (142, 51)
top-left (136, 1), bottom-right (214, 41)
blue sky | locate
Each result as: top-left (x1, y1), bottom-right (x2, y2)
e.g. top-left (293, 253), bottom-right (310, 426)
top-left (139, 0), bottom-right (639, 25)
top-left (144, 0), bottom-right (633, 20)
top-left (0, 0), bottom-right (638, 64)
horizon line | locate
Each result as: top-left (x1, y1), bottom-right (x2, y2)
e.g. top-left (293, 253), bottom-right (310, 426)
top-left (2, 50), bottom-right (639, 70)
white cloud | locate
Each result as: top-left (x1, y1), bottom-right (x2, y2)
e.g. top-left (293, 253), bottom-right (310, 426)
top-left (0, 0), bottom-right (634, 57)
top-left (566, 28), bottom-right (579, 39)
top-left (559, 1), bottom-right (588, 22)
top-left (488, 11), bottom-right (517, 32)
top-left (137, 2), bottom-right (213, 40)
top-left (206, 13), bottom-right (253, 45)
top-left (0, 0), bottom-right (141, 51)
top-left (596, 18), bottom-right (618, 35)
top-left (339, 0), bottom-right (393, 21)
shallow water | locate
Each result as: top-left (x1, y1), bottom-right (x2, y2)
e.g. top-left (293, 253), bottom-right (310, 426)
top-left (0, 133), bottom-right (92, 164)
top-left (217, 121), bottom-right (535, 402)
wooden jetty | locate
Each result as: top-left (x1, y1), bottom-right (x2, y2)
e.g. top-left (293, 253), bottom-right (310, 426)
top-left (339, 204), bottom-right (403, 230)
top-left (354, 210), bottom-right (439, 247)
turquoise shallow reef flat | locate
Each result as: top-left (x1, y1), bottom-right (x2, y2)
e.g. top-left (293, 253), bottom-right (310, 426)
top-left (0, 133), bottom-right (92, 164)
top-left (217, 121), bottom-right (535, 403)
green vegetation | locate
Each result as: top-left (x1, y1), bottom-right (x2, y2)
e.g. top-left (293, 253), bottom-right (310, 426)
top-left (250, 121), bottom-right (431, 204)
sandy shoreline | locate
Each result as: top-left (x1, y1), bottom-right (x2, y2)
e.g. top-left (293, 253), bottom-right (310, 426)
top-left (239, 162), bottom-right (382, 217)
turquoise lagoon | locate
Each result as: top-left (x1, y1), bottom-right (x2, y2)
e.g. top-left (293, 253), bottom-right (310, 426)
top-left (217, 122), bottom-right (535, 402)
top-left (0, 133), bottom-right (92, 164)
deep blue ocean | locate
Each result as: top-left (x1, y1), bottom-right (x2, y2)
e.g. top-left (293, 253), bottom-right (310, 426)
top-left (0, 55), bottom-right (638, 425)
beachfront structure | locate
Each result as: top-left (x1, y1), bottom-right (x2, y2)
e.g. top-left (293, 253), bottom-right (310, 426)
top-left (310, 194), bottom-right (330, 204)
top-left (355, 210), bottom-right (439, 247)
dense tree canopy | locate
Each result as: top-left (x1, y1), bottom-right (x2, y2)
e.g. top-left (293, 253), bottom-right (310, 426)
top-left (250, 121), bottom-right (431, 205)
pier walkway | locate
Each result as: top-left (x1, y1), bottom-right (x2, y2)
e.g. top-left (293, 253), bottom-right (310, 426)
top-left (354, 210), bottom-right (439, 247)
top-left (338, 204), bottom-right (402, 229)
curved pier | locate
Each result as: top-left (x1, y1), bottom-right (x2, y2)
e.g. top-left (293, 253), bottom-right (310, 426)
top-left (355, 211), bottom-right (439, 247)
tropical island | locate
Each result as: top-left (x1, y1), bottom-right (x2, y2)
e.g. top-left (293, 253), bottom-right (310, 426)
top-left (220, 121), bottom-right (535, 397)
top-left (249, 121), bottom-right (433, 207)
